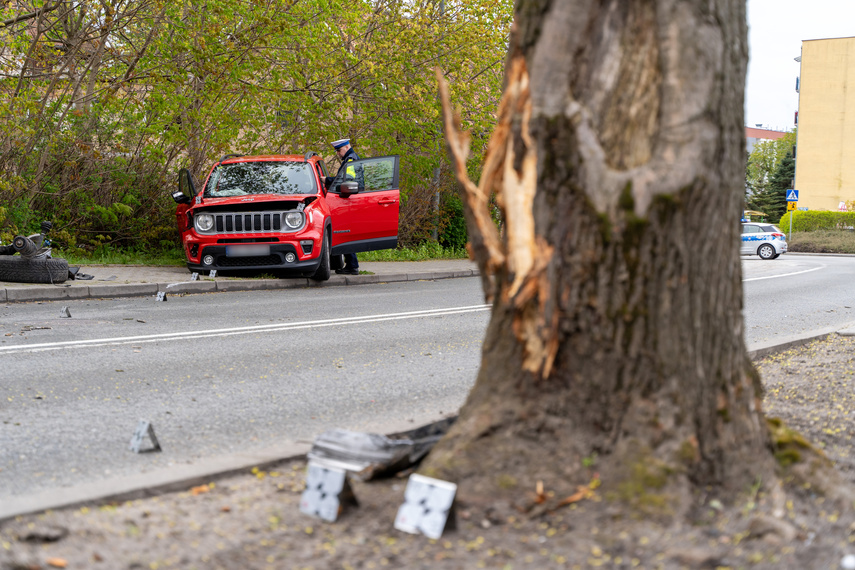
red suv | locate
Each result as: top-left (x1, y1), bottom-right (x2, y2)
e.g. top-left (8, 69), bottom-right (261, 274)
top-left (171, 152), bottom-right (400, 280)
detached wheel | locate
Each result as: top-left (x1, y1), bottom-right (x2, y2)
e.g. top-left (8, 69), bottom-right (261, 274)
top-left (757, 244), bottom-right (776, 260)
top-left (310, 232), bottom-right (331, 282)
top-left (0, 256), bottom-right (68, 283)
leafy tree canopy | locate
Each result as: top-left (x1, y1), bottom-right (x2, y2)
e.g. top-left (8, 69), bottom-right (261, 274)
top-left (0, 0), bottom-right (512, 248)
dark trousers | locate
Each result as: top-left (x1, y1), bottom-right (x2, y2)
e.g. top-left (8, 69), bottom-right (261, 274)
top-left (344, 253), bottom-right (358, 269)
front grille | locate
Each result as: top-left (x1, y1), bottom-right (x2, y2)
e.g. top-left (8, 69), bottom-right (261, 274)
top-left (216, 254), bottom-right (281, 267)
top-left (200, 211), bottom-right (297, 235)
top-left (217, 238), bottom-right (280, 244)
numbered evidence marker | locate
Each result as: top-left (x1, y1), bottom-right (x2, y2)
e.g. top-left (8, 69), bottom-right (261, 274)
top-left (129, 420), bottom-right (162, 453)
top-left (190, 272), bottom-right (199, 281)
top-left (394, 474), bottom-right (457, 539)
top-left (155, 291), bottom-right (167, 302)
top-left (209, 270), bottom-right (217, 278)
top-left (300, 462), bottom-right (359, 522)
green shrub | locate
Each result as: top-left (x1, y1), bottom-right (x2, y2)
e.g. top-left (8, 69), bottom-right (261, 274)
top-left (438, 195), bottom-right (468, 249)
top-left (778, 210), bottom-right (855, 232)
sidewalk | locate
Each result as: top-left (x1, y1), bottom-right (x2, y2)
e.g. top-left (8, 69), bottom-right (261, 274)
top-left (0, 259), bottom-right (480, 303)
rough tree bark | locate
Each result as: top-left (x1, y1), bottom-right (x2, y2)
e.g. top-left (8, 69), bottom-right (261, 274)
top-left (426, 0), bottom-right (778, 516)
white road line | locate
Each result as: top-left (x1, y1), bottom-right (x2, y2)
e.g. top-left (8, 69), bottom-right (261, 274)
top-left (743, 264), bottom-right (825, 282)
top-left (0, 305), bottom-right (492, 354)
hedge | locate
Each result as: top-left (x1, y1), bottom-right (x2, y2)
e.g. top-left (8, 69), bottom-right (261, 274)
top-left (777, 210), bottom-right (855, 231)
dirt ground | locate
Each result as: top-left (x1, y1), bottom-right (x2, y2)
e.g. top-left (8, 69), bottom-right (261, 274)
top-left (3, 335), bottom-right (855, 570)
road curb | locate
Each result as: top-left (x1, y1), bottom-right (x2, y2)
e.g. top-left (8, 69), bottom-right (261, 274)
top-left (88, 283), bottom-right (159, 298)
top-left (0, 442), bottom-right (312, 523)
top-left (5, 286), bottom-right (90, 303)
top-left (746, 321), bottom-right (855, 360)
top-left (1, 270), bottom-right (480, 304)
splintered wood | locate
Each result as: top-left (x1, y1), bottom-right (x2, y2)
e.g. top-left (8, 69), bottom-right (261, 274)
top-left (437, 58), bottom-right (557, 378)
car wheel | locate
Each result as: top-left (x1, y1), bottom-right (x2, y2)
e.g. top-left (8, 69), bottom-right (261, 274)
top-left (0, 256), bottom-right (68, 283)
top-left (758, 244), bottom-right (776, 260)
top-left (310, 232), bottom-right (331, 281)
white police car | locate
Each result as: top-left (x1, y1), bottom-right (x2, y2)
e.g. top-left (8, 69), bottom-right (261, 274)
top-left (741, 223), bottom-right (787, 259)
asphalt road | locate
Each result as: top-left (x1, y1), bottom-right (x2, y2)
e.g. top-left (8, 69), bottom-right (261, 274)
top-left (0, 278), bottom-right (489, 498)
top-left (742, 254), bottom-right (855, 346)
top-left (2, 254), bottom-right (854, 501)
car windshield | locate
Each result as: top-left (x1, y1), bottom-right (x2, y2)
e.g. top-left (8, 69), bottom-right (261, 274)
top-left (205, 161), bottom-right (315, 197)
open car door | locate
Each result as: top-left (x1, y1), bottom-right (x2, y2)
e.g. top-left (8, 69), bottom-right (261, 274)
top-left (326, 155), bottom-right (400, 255)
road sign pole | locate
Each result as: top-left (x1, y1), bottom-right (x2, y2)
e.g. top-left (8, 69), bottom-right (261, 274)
top-left (785, 189), bottom-right (799, 242)
top-left (789, 212), bottom-right (792, 242)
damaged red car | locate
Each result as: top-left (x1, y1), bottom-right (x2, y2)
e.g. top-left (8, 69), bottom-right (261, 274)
top-left (171, 152), bottom-right (400, 280)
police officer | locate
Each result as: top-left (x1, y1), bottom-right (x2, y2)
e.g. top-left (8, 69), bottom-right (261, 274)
top-left (327, 138), bottom-right (360, 275)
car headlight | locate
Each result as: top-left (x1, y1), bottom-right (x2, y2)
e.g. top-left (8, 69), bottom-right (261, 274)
top-left (283, 212), bottom-right (303, 229)
top-left (196, 214), bottom-right (214, 232)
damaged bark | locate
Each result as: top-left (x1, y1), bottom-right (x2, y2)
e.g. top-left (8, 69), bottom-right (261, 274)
top-left (427, 0), bottom-right (775, 515)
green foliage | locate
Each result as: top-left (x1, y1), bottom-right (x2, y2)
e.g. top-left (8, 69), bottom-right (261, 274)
top-left (778, 210), bottom-right (855, 232)
top-left (438, 194), bottom-right (468, 249)
top-left (0, 0), bottom-right (512, 251)
top-left (748, 151), bottom-right (794, 222)
top-left (746, 131), bottom-right (796, 197)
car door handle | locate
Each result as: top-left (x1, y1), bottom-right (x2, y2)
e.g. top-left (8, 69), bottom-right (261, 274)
top-left (378, 199), bottom-right (397, 205)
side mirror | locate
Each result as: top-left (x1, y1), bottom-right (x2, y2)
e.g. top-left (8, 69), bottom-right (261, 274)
top-left (171, 190), bottom-right (191, 204)
top-left (339, 181), bottom-right (359, 197)
top-left (174, 168), bottom-right (196, 204)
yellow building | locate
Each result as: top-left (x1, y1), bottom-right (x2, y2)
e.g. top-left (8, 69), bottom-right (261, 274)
top-left (795, 36), bottom-right (855, 211)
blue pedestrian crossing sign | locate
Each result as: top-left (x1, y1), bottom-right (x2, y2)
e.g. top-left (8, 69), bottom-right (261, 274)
top-left (786, 189), bottom-right (799, 202)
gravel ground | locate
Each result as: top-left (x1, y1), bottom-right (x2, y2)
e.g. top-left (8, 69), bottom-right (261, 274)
top-left (3, 335), bottom-right (855, 570)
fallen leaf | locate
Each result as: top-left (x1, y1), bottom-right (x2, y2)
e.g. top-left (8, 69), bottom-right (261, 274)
top-left (221, 505), bottom-right (231, 512)
top-left (46, 558), bottom-right (68, 568)
top-left (190, 484), bottom-right (210, 495)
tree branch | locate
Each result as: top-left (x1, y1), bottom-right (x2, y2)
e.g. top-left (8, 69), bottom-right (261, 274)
top-left (0, 2), bottom-right (61, 28)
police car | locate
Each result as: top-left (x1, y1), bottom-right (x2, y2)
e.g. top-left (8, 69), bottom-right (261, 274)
top-left (741, 222), bottom-right (787, 260)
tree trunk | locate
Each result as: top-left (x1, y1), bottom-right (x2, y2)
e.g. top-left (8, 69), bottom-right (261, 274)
top-left (427, 0), bottom-right (776, 516)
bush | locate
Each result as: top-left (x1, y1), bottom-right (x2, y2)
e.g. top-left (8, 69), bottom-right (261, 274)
top-left (778, 210), bottom-right (855, 232)
top-left (438, 195), bottom-right (467, 249)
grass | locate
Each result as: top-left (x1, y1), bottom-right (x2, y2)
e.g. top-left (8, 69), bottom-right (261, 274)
top-left (52, 247), bottom-right (187, 266)
top-left (359, 242), bottom-right (468, 261)
top-left (787, 230), bottom-right (855, 254)
top-left (49, 241), bottom-right (469, 266)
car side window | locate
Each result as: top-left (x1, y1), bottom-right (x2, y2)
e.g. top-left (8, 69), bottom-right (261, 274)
top-left (742, 225), bottom-right (760, 234)
top-left (332, 157), bottom-right (398, 193)
top-left (314, 163), bottom-right (326, 187)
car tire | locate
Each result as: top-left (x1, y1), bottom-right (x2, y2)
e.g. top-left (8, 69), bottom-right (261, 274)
top-left (0, 256), bottom-right (68, 283)
top-left (758, 244), bottom-right (776, 260)
top-left (310, 232), bottom-right (331, 281)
